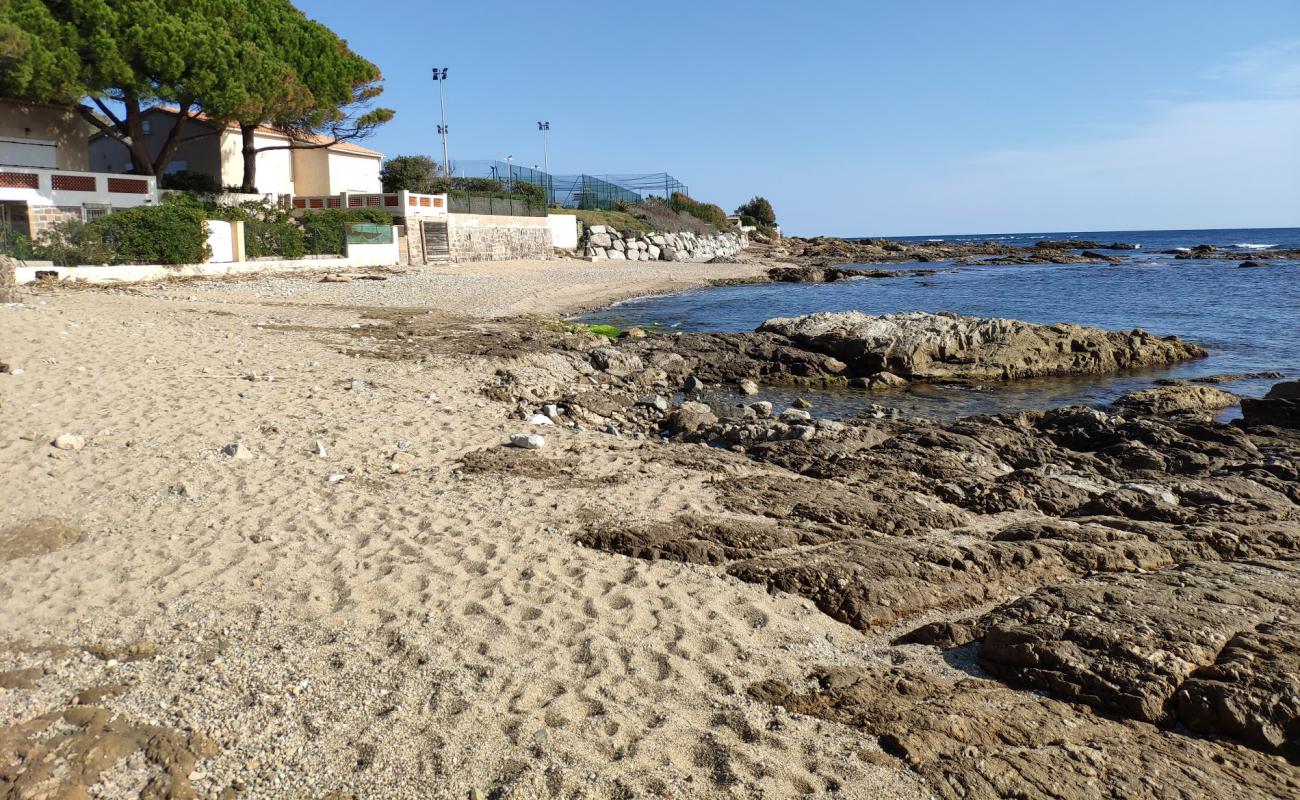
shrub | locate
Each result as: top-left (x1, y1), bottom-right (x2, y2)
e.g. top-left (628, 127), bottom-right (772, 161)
top-left (207, 199), bottom-right (305, 259)
top-left (735, 196), bottom-right (776, 226)
top-left (669, 192), bottom-right (727, 229)
top-left (29, 219), bottom-right (115, 266)
top-left (161, 170), bottom-right (222, 194)
top-left (299, 208), bottom-right (391, 255)
top-left (92, 205), bottom-right (209, 264)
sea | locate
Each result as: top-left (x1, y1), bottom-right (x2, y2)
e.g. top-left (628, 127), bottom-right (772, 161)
top-left (575, 227), bottom-right (1300, 420)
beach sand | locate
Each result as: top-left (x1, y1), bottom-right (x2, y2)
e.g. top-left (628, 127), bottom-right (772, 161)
top-left (0, 259), bottom-right (935, 799)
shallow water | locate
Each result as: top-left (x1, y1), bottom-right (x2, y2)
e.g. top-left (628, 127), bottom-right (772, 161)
top-left (577, 228), bottom-right (1300, 420)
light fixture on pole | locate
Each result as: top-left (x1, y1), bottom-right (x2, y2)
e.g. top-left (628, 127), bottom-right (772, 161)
top-left (537, 121), bottom-right (550, 204)
top-left (432, 67), bottom-right (450, 177)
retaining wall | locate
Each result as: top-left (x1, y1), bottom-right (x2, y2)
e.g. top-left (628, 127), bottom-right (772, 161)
top-left (447, 213), bottom-right (551, 262)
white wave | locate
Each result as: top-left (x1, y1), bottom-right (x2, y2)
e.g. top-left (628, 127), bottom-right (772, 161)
top-left (1173, 247), bottom-right (1191, 252)
top-left (1235, 243), bottom-right (1278, 249)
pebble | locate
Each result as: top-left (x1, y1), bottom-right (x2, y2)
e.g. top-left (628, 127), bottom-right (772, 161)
top-left (793, 397), bottom-right (813, 409)
top-left (313, 441), bottom-right (329, 457)
top-left (509, 433), bottom-right (545, 449)
top-left (542, 403), bottom-right (560, 419)
top-left (327, 474), bottom-right (346, 483)
top-left (751, 401), bottom-right (774, 417)
top-left (738, 379), bottom-right (759, 395)
top-left (52, 433), bottom-right (85, 451)
top-left (9, 368), bottom-right (23, 376)
top-left (348, 379), bottom-right (368, 392)
top-left (222, 442), bottom-right (254, 460)
top-left (683, 375), bottom-right (705, 393)
top-left (527, 414), bottom-right (554, 426)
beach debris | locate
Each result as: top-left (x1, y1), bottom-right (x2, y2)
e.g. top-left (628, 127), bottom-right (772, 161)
top-left (793, 397), bottom-right (813, 409)
top-left (327, 473), bottom-right (346, 483)
top-left (526, 414), bottom-right (554, 426)
top-left (683, 375), bottom-right (705, 393)
top-left (313, 440), bottom-right (329, 457)
top-left (636, 394), bottom-right (670, 412)
top-left (348, 379), bottom-right (368, 392)
top-left (738, 379), bottom-right (759, 395)
top-left (222, 442), bottom-right (253, 460)
top-left (320, 274), bottom-right (353, 283)
top-left (509, 433), bottom-right (546, 450)
top-left (52, 433), bottom-right (85, 451)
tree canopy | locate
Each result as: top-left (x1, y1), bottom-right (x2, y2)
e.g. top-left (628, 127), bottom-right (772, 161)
top-left (0, 0), bottom-right (393, 185)
top-left (735, 196), bottom-right (777, 226)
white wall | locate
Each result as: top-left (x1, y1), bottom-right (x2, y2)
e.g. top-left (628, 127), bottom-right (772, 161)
top-left (327, 151), bottom-right (382, 193)
top-left (547, 214), bottom-right (578, 250)
top-left (0, 168), bottom-right (159, 208)
top-left (206, 220), bottom-right (235, 263)
top-left (218, 131), bottom-right (295, 194)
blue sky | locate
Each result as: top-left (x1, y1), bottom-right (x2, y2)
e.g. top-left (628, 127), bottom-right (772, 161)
top-left (295, 0), bottom-right (1300, 236)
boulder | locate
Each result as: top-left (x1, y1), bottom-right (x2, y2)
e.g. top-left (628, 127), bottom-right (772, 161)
top-left (758, 311), bottom-right (1206, 382)
top-left (588, 347), bottom-right (644, 377)
top-left (606, 250), bottom-right (626, 261)
top-left (588, 232), bottom-right (612, 248)
top-left (1241, 380), bottom-right (1300, 428)
top-left (665, 401), bottom-right (717, 433)
top-left (1113, 384), bottom-right (1238, 415)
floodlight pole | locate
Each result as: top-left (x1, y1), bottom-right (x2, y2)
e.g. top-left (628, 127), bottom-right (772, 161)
top-left (433, 67), bottom-right (450, 177)
top-left (538, 121), bottom-right (550, 204)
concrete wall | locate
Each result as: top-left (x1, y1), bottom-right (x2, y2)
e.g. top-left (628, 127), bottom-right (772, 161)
top-left (547, 214), bottom-right (578, 250)
top-left (0, 101), bottom-right (92, 171)
top-left (446, 213), bottom-right (552, 262)
top-left (345, 234), bottom-right (400, 267)
top-left (326, 151), bottom-right (382, 193)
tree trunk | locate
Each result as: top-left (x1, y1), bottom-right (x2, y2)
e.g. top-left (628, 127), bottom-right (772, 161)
top-left (121, 92), bottom-right (156, 176)
top-left (240, 124), bottom-right (258, 193)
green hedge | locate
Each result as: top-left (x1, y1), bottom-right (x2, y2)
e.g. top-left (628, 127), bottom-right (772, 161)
top-left (300, 208), bottom-right (391, 255)
top-left (93, 205), bottom-right (210, 264)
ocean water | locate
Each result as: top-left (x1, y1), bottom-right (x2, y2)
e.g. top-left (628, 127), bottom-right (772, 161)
top-left (576, 227), bottom-right (1300, 420)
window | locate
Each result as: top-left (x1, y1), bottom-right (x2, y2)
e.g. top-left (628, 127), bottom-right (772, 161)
top-left (141, 120), bottom-right (152, 135)
top-left (82, 204), bottom-right (111, 222)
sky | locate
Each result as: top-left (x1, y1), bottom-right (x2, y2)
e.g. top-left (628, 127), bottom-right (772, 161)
top-left (294, 0), bottom-right (1300, 237)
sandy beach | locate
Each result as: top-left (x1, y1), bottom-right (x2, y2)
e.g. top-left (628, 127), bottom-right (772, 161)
top-left (4, 252), bottom-right (1299, 800)
top-left (0, 258), bottom-right (931, 799)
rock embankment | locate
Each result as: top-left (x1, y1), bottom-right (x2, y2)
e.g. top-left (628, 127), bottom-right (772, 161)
top-left (579, 224), bottom-right (746, 263)
top-left (756, 311), bottom-right (1205, 383)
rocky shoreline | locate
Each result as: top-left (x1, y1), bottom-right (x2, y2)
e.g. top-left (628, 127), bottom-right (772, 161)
top-left (460, 305), bottom-right (1300, 797)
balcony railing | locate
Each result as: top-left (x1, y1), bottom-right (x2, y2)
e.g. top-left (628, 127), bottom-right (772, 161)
top-left (0, 166), bottom-right (158, 204)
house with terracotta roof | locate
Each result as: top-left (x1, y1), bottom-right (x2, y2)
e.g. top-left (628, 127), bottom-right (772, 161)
top-left (1, 98), bottom-right (158, 239)
top-left (87, 106), bottom-right (383, 197)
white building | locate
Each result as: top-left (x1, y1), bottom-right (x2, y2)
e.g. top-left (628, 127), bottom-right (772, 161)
top-left (1, 98), bottom-right (159, 239)
top-left (87, 107), bottom-right (383, 197)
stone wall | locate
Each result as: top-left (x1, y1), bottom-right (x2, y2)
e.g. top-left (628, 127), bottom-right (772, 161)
top-left (579, 225), bottom-right (747, 263)
top-left (446, 214), bottom-right (551, 262)
top-left (27, 206), bottom-right (82, 239)
top-left (0, 254), bottom-right (17, 303)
